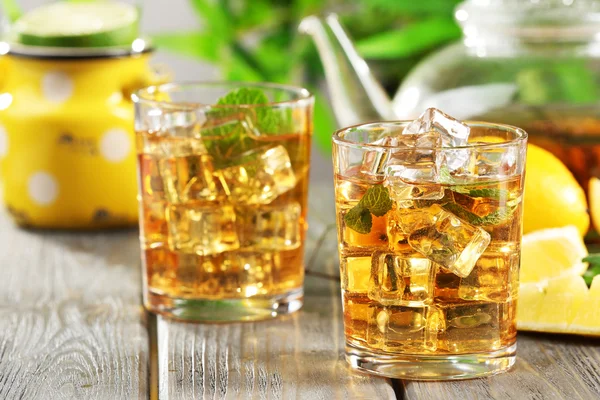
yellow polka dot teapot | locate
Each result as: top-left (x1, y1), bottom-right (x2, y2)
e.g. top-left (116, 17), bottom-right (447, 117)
top-left (0, 2), bottom-right (165, 229)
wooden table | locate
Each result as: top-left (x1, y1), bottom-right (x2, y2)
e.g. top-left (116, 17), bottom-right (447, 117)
top-left (1, 185), bottom-right (600, 400)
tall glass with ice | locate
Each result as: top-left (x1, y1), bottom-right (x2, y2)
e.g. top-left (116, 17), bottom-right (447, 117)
top-left (333, 109), bottom-right (527, 380)
top-left (133, 82), bottom-right (313, 322)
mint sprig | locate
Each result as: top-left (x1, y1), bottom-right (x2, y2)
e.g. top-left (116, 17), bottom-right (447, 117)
top-left (344, 184), bottom-right (393, 233)
top-left (203, 87), bottom-right (293, 167)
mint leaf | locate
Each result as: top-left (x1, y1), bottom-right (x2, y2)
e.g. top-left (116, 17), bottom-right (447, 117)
top-left (583, 254), bottom-right (600, 264)
top-left (583, 265), bottom-right (600, 286)
top-left (360, 184), bottom-right (393, 217)
top-left (439, 166), bottom-right (453, 184)
top-left (583, 254), bottom-right (600, 286)
top-left (344, 184), bottom-right (393, 234)
top-left (453, 187), bottom-right (510, 200)
top-left (203, 87), bottom-right (291, 167)
top-left (215, 87), bottom-right (293, 134)
top-left (442, 201), bottom-right (517, 226)
top-left (343, 205), bottom-right (372, 234)
top-left (216, 87), bottom-right (270, 106)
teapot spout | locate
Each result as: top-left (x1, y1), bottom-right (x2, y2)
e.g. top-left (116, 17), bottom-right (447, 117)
top-left (299, 14), bottom-right (396, 128)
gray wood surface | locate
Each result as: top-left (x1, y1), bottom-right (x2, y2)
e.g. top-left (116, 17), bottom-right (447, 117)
top-left (0, 215), bottom-right (147, 400)
top-left (155, 189), bottom-right (397, 400)
top-left (3, 178), bottom-right (600, 399)
top-left (403, 333), bottom-right (600, 400)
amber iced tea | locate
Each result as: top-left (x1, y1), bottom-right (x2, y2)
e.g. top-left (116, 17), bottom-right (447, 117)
top-left (134, 83), bottom-right (313, 321)
top-left (333, 114), bottom-right (527, 380)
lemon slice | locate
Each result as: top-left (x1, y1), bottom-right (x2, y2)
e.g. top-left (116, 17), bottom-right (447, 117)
top-left (518, 274), bottom-right (600, 336)
top-left (13, 2), bottom-right (138, 48)
top-left (519, 225), bottom-right (588, 283)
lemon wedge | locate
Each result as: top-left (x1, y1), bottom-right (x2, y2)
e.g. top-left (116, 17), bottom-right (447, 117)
top-left (519, 225), bottom-right (588, 284)
top-left (518, 274), bottom-right (600, 336)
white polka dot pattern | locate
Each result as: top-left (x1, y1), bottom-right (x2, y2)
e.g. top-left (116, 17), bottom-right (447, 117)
top-left (42, 71), bottom-right (74, 103)
top-left (100, 129), bottom-right (131, 162)
top-left (28, 172), bottom-right (59, 205)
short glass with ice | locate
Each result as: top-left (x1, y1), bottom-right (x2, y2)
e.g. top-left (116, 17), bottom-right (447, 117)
top-left (133, 82), bottom-right (313, 322)
top-left (333, 109), bottom-right (527, 380)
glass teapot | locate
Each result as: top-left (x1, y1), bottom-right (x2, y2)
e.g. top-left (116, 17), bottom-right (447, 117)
top-left (302, 0), bottom-right (600, 230)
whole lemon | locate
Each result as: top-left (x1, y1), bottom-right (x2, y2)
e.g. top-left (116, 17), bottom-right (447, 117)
top-left (524, 144), bottom-right (589, 236)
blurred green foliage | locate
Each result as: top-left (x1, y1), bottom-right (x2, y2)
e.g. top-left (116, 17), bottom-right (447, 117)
top-left (153, 0), bottom-right (463, 150)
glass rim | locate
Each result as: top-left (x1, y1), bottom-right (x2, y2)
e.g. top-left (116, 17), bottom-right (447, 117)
top-left (332, 120), bottom-right (528, 152)
top-left (132, 81), bottom-right (314, 109)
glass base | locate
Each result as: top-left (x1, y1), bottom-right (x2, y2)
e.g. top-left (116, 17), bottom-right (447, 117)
top-left (145, 288), bottom-right (303, 322)
top-left (346, 342), bottom-right (516, 381)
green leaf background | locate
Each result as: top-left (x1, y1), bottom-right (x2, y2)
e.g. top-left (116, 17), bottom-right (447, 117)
top-left (147, 0), bottom-right (463, 154)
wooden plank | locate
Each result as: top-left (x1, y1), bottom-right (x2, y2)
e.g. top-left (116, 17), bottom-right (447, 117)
top-left (156, 187), bottom-right (396, 399)
top-left (0, 214), bottom-right (148, 399)
top-left (403, 333), bottom-right (600, 400)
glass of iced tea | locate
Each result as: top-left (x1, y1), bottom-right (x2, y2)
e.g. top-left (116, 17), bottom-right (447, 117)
top-left (133, 82), bottom-right (313, 322)
top-left (333, 109), bottom-right (527, 380)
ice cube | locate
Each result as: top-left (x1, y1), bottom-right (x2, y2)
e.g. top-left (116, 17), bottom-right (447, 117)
top-left (236, 202), bottom-right (302, 251)
top-left (360, 136), bottom-right (396, 178)
top-left (433, 267), bottom-right (461, 301)
top-left (219, 251), bottom-right (278, 297)
top-left (403, 108), bottom-right (473, 175)
top-left (458, 242), bottom-right (519, 302)
top-left (385, 179), bottom-right (445, 205)
top-left (161, 154), bottom-right (219, 204)
top-left (215, 145), bottom-right (297, 205)
top-left (361, 132), bottom-right (441, 183)
top-left (342, 292), bottom-right (371, 341)
top-left (335, 172), bottom-right (382, 206)
top-left (385, 131), bottom-right (441, 180)
top-left (438, 301), bottom-right (513, 353)
top-left (366, 305), bottom-right (441, 353)
top-left (176, 252), bottom-right (205, 293)
top-left (403, 108), bottom-right (470, 147)
top-left (378, 132), bottom-right (444, 202)
top-left (369, 251), bottom-right (435, 306)
top-left (138, 153), bottom-right (165, 202)
top-left (140, 200), bottom-right (168, 249)
top-left (342, 256), bottom-right (372, 293)
top-left (393, 204), bottom-right (491, 278)
top-left (444, 141), bottom-right (521, 178)
top-left (441, 148), bottom-right (472, 174)
top-left (166, 204), bottom-right (240, 255)
top-left (387, 211), bottom-right (410, 252)
top-left (160, 109), bottom-right (205, 138)
top-left (472, 145), bottom-right (519, 177)
top-left (143, 247), bottom-right (177, 292)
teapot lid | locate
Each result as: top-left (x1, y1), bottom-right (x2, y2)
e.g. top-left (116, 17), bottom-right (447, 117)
top-left (456, 0), bottom-right (600, 41)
